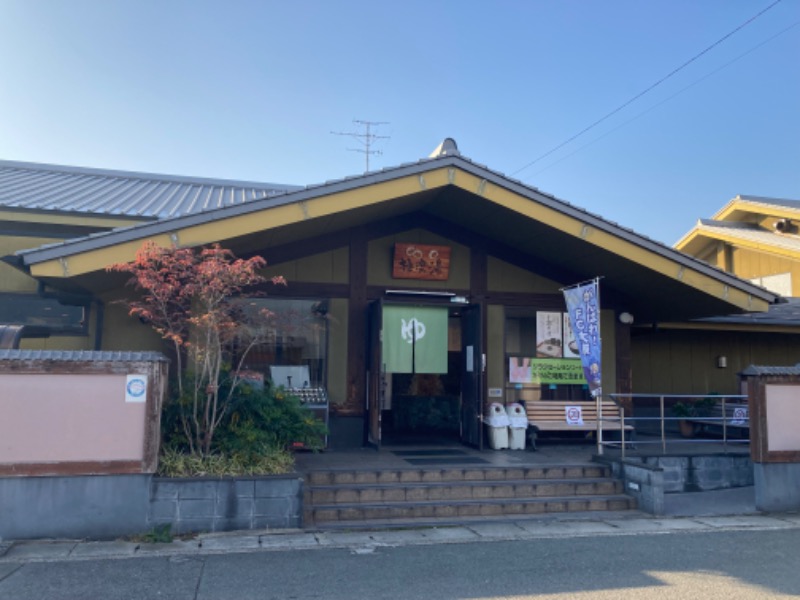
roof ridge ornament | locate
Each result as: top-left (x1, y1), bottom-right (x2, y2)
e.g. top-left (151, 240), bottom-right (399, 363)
top-left (428, 138), bottom-right (460, 158)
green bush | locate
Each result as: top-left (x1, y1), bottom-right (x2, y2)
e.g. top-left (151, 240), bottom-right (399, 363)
top-left (215, 383), bottom-right (327, 454)
top-left (159, 378), bottom-right (327, 475)
top-left (157, 446), bottom-right (294, 477)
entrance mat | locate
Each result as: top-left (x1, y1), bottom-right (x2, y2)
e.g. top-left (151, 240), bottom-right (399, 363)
top-left (404, 457), bottom-right (489, 466)
top-left (392, 449), bottom-right (468, 457)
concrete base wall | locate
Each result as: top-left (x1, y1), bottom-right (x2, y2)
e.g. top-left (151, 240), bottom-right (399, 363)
top-left (634, 454), bottom-right (753, 493)
top-left (601, 458), bottom-right (664, 515)
top-left (150, 476), bottom-right (302, 535)
top-left (0, 474), bottom-right (302, 541)
top-left (0, 474), bottom-right (151, 540)
top-left (597, 453), bottom-right (753, 516)
top-left (754, 463), bottom-right (800, 512)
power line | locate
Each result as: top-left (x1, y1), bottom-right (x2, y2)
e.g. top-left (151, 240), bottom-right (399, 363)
top-left (512, 0), bottom-right (785, 177)
top-left (331, 120), bottom-right (390, 173)
top-left (528, 19), bottom-right (800, 179)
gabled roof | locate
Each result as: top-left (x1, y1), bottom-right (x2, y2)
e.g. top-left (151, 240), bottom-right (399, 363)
top-left (713, 195), bottom-right (800, 221)
top-left (8, 145), bottom-right (779, 323)
top-left (676, 194), bottom-right (800, 258)
top-left (0, 159), bottom-right (300, 219)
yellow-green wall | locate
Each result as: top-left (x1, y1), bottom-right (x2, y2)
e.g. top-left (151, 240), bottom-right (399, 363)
top-left (632, 328), bottom-right (800, 394)
top-left (487, 257), bottom-right (561, 293)
top-left (98, 290), bottom-right (167, 352)
top-left (0, 234), bottom-right (61, 293)
top-left (731, 247), bottom-right (800, 296)
top-left (263, 247), bottom-right (349, 284)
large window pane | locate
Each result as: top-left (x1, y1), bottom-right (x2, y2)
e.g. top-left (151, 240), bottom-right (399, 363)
top-left (240, 298), bottom-right (328, 388)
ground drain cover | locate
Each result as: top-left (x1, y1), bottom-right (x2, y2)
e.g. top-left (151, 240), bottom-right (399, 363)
top-left (404, 457), bottom-right (489, 466)
top-left (392, 450), bottom-right (468, 457)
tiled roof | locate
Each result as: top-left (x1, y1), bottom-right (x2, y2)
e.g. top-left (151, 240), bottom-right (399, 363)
top-left (0, 159), bottom-right (300, 219)
top-left (0, 350), bottom-right (168, 362)
top-left (735, 195), bottom-right (800, 212)
top-left (698, 298), bottom-right (800, 327)
top-left (696, 220), bottom-right (800, 253)
top-left (740, 364), bottom-right (800, 377)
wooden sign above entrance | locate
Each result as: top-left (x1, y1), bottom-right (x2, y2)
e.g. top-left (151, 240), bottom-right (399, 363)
top-left (392, 243), bottom-right (451, 281)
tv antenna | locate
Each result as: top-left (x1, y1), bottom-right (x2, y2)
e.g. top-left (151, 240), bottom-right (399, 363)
top-left (331, 120), bottom-right (390, 173)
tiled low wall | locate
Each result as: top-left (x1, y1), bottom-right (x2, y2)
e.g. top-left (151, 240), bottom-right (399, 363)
top-left (0, 474), bottom-right (303, 541)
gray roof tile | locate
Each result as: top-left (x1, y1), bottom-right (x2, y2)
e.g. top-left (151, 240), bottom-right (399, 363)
top-left (0, 159), bottom-right (300, 219)
top-left (697, 220), bottom-right (800, 253)
top-left (740, 364), bottom-right (800, 376)
top-left (0, 349), bottom-right (168, 362)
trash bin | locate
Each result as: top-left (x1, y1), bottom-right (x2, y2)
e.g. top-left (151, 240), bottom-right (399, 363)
top-left (505, 403), bottom-right (529, 450)
top-left (485, 402), bottom-right (510, 449)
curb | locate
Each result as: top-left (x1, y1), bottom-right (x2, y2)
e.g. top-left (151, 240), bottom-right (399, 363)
top-left (2, 514), bottom-right (800, 564)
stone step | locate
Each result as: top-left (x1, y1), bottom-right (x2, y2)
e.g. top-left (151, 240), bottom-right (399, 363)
top-left (310, 495), bottom-right (636, 524)
top-left (309, 478), bottom-right (623, 505)
top-left (306, 464), bottom-right (610, 487)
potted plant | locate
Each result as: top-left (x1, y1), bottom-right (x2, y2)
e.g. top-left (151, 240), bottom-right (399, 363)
top-left (671, 397), bottom-right (716, 438)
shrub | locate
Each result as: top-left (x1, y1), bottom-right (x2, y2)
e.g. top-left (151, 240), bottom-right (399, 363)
top-left (157, 446), bottom-right (294, 477)
top-left (159, 379), bottom-right (327, 475)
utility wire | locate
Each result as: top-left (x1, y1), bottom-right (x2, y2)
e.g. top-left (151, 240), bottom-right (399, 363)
top-left (512, 0), bottom-right (785, 177)
top-left (528, 19), bottom-right (800, 179)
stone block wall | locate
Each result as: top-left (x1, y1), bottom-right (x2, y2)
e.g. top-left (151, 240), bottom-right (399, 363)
top-left (149, 476), bottom-right (303, 535)
top-left (1, 473), bottom-right (303, 541)
top-left (637, 454), bottom-right (753, 493)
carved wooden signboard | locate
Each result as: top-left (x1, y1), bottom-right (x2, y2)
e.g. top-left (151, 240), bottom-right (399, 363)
top-left (392, 243), bottom-right (451, 281)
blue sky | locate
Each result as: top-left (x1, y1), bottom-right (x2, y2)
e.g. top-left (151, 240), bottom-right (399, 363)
top-left (0, 0), bottom-right (797, 245)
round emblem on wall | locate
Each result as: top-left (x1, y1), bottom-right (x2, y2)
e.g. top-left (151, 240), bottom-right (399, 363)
top-left (127, 377), bottom-right (147, 398)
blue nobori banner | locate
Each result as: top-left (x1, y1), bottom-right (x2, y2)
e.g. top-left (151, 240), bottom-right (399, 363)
top-left (562, 279), bottom-right (602, 397)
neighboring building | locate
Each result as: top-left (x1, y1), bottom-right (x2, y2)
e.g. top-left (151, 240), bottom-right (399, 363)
top-left (629, 195), bottom-right (800, 397)
top-left (0, 142), bottom-right (781, 448)
top-left (676, 195), bottom-right (800, 297)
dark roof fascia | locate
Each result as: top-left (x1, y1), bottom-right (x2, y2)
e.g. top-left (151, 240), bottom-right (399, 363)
top-left (14, 155), bottom-right (778, 305)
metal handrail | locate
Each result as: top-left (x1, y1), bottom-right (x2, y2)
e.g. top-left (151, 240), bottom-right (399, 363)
top-left (599, 393), bottom-right (749, 458)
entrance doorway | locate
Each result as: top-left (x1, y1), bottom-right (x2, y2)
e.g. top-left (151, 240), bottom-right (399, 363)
top-left (367, 301), bottom-right (483, 449)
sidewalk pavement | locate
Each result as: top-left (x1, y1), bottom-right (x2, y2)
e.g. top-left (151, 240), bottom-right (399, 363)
top-left (2, 490), bottom-right (799, 565)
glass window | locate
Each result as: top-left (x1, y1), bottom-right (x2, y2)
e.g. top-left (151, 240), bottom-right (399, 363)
top-left (505, 307), bottom-right (590, 402)
top-left (239, 298), bottom-right (329, 388)
top-left (0, 293), bottom-right (87, 335)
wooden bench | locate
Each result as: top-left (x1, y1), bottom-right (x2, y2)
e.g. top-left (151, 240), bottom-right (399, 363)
top-left (686, 402), bottom-right (749, 437)
top-left (525, 400), bottom-right (634, 450)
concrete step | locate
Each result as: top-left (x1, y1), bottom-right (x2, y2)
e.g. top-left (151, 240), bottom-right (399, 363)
top-left (306, 464), bottom-right (610, 487)
top-left (309, 478), bottom-right (623, 505)
top-left (310, 495), bottom-right (637, 525)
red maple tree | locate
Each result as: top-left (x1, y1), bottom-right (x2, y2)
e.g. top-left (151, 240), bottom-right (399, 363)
top-left (109, 241), bottom-right (286, 455)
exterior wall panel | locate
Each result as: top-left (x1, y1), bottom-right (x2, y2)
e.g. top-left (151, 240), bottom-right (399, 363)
top-left (487, 257), bottom-right (560, 293)
top-left (732, 247), bottom-right (800, 296)
top-left (632, 328), bottom-right (800, 394)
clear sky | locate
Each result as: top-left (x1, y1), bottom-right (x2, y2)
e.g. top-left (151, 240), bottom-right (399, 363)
top-left (0, 0), bottom-right (797, 245)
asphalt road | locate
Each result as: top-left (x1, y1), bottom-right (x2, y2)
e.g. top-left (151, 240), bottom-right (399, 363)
top-left (1, 529), bottom-right (799, 599)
